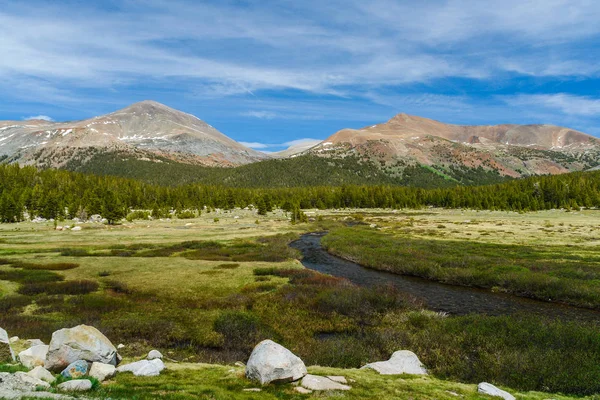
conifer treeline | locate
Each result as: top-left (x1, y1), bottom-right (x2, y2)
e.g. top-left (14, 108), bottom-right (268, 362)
top-left (1, 164), bottom-right (599, 222)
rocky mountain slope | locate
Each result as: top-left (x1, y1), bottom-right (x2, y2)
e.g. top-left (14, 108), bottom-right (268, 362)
top-left (306, 113), bottom-right (600, 178)
top-left (0, 101), bottom-right (267, 168)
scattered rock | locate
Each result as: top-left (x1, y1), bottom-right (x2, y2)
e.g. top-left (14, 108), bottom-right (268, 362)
top-left (300, 374), bottom-right (351, 391)
top-left (234, 361), bottom-right (245, 368)
top-left (117, 359), bottom-right (165, 377)
top-left (361, 350), bottom-right (427, 375)
top-left (60, 360), bottom-right (89, 379)
top-left (477, 382), bottom-right (516, 400)
top-left (243, 388), bottom-right (262, 392)
top-left (71, 226), bottom-right (82, 232)
top-left (0, 327), bottom-right (15, 362)
top-left (57, 379), bottom-right (93, 392)
top-left (18, 345), bottom-right (49, 369)
top-left (89, 362), bottom-right (116, 382)
top-left (0, 372), bottom-right (71, 400)
top-left (9, 337), bottom-right (19, 344)
top-left (14, 372), bottom-right (51, 390)
top-left (246, 340), bottom-right (307, 385)
top-left (295, 386), bottom-right (313, 394)
top-left (117, 343), bottom-right (125, 349)
top-left (326, 376), bottom-right (348, 384)
top-left (147, 349), bottom-right (163, 360)
top-left (45, 325), bottom-right (119, 371)
top-left (27, 366), bottom-right (56, 383)
top-left (25, 339), bottom-right (45, 348)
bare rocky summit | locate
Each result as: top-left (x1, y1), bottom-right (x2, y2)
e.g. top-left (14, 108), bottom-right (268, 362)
top-left (0, 101), bottom-right (267, 168)
top-left (305, 113), bottom-right (600, 177)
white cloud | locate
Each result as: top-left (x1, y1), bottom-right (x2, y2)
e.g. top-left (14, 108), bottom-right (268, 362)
top-left (241, 111), bottom-right (278, 119)
top-left (504, 94), bottom-right (600, 116)
top-left (239, 138), bottom-right (323, 150)
top-left (239, 142), bottom-right (270, 149)
top-left (23, 115), bottom-right (54, 121)
top-left (283, 139), bottom-right (323, 148)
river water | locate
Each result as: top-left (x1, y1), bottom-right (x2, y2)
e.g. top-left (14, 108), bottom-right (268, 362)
top-left (290, 232), bottom-right (600, 323)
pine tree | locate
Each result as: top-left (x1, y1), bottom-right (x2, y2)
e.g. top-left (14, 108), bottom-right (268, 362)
top-left (102, 191), bottom-right (126, 225)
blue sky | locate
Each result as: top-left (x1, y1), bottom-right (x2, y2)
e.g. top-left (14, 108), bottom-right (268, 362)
top-left (1, 0), bottom-right (600, 151)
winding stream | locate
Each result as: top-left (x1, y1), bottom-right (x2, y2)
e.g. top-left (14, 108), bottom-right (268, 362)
top-left (290, 232), bottom-right (600, 323)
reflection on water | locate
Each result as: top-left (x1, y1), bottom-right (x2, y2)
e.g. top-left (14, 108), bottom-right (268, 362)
top-left (291, 232), bottom-right (600, 323)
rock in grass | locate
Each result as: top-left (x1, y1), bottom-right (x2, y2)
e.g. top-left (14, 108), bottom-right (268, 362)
top-left (25, 339), bottom-right (45, 348)
top-left (477, 382), bottom-right (516, 400)
top-left (61, 360), bottom-right (89, 379)
top-left (245, 340), bottom-right (307, 385)
top-left (27, 366), bottom-right (56, 383)
top-left (57, 379), bottom-right (93, 392)
top-left (361, 350), bottom-right (427, 375)
top-left (147, 349), bottom-right (163, 360)
top-left (326, 376), bottom-right (348, 384)
top-left (0, 327), bottom-right (15, 363)
top-left (45, 325), bottom-right (118, 371)
top-left (295, 386), bottom-right (312, 394)
top-left (89, 362), bottom-right (116, 382)
top-left (0, 372), bottom-right (70, 399)
top-left (300, 374), bottom-right (351, 391)
top-left (19, 345), bottom-right (49, 369)
top-left (117, 359), bottom-right (165, 377)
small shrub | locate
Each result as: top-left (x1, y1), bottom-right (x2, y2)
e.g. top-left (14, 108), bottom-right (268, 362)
top-left (13, 262), bottom-right (79, 271)
top-left (126, 210), bottom-right (151, 222)
top-left (98, 271), bottom-right (111, 277)
top-left (214, 263), bottom-right (240, 270)
top-left (18, 280), bottom-right (99, 296)
top-left (176, 210), bottom-right (197, 219)
top-left (59, 248), bottom-right (90, 257)
top-left (104, 280), bottom-right (131, 294)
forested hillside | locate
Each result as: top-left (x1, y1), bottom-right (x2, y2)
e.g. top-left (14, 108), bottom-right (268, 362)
top-left (1, 164), bottom-right (599, 222)
top-left (64, 150), bottom-right (507, 188)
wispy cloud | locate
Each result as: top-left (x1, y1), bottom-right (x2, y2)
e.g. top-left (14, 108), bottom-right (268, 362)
top-left (241, 111), bottom-right (278, 120)
top-left (504, 94), bottom-right (600, 117)
top-left (239, 138), bottom-right (323, 151)
top-left (23, 115), bottom-right (54, 121)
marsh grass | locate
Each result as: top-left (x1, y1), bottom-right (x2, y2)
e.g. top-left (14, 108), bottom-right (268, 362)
top-left (323, 226), bottom-right (600, 308)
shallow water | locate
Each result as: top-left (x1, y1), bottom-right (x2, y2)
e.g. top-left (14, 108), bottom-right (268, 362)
top-left (291, 232), bottom-right (600, 323)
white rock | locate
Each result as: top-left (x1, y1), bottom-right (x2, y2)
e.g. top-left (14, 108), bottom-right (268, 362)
top-left (14, 372), bottom-right (51, 389)
top-left (117, 359), bottom-right (164, 377)
top-left (57, 379), bottom-right (93, 392)
top-left (9, 337), bottom-right (19, 344)
top-left (361, 350), bottom-right (427, 375)
top-left (89, 362), bottom-right (116, 382)
top-left (19, 345), bottom-right (49, 369)
top-left (477, 382), bottom-right (516, 400)
top-left (0, 327), bottom-right (15, 362)
top-left (245, 340), bottom-right (307, 385)
top-left (0, 372), bottom-right (71, 400)
top-left (25, 339), bottom-right (45, 348)
top-left (71, 226), bottom-right (82, 231)
top-left (27, 366), bottom-right (56, 383)
top-left (295, 386), bottom-right (313, 394)
top-left (117, 344), bottom-right (125, 349)
top-left (326, 376), bottom-right (348, 384)
top-left (45, 325), bottom-right (118, 372)
top-left (300, 374), bottom-right (351, 391)
top-left (147, 349), bottom-right (163, 360)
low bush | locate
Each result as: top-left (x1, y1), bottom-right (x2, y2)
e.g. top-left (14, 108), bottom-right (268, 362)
top-left (104, 280), bottom-right (132, 294)
top-left (18, 280), bottom-right (99, 296)
top-left (126, 210), bottom-right (151, 222)
top-left (0, 269), bottom-right (63, 284)
top-left (12, 262), bottom-right (79, 271)
top-left (213, 311), bottom-right (276, 352)
top-left (59, 248), bottom-right (91, 257)
top-left (214, 263), bottom-right (240, 270)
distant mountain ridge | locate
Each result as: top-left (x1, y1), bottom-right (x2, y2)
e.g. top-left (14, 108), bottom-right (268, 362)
top-left (2, 103), bottom-right (599, 184)
top-left (305, 113), bottom-right (600, 178)
top-left (0, 101), bottom-right (267, 167)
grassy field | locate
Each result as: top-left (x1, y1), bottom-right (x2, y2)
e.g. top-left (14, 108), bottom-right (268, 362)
top-left (1, 208), bottom-right (600, 397)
